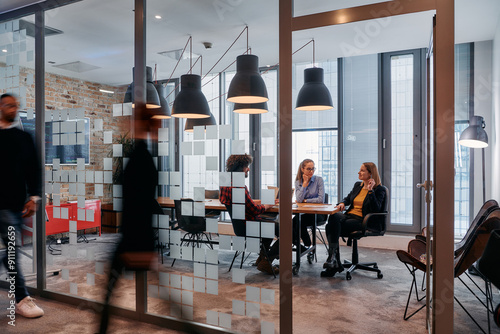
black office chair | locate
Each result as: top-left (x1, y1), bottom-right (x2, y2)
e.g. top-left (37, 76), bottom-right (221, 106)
top-left (224, 204), bottom-right (277, 278)
top-left (341, 185), bottom-right (389, 280)
top-left (171, 198), bottom-right (213, 267)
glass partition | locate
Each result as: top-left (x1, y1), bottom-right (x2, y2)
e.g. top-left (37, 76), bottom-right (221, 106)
top-left (145, 1), bottom-right (280, 332)
top-left (0, 14), bottom-right (37, 290)
top-left (42, 0), bottom-right (135, 310)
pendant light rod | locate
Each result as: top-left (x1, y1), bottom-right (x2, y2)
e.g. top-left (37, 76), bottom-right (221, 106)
top-left (188, 55), bottom-right (203, 76)
top-left (162, 36), bottom-right (192, 89)
top-left (189, 35), bottom-right (193, 74)
top-left (202, 26), bottom-right (248, 80)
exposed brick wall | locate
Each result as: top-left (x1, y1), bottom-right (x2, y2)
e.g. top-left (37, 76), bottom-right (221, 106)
top-left (18, 68), bottom-right (131, 204)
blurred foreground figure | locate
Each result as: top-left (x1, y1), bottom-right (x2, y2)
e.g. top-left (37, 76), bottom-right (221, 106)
top-left (98, 105), bottom-right (158, 333)
top-left (0, 93), bottom-right (44, 318)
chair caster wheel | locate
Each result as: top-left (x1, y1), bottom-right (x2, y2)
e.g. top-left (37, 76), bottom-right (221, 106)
top-left (346, 272), bottom-right (352, 280)
top-left (377, 272), bottom-right (383, 279)
top-left (292, 267), bottom-right (299, 276)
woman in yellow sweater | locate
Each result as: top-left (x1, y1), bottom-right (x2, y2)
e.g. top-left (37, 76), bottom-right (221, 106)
top-left (321, 162), bottom-right (386, 277)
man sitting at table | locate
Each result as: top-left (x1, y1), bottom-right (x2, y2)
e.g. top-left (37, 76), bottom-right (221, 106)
top-left (220, 154), bottom-right (279, 275)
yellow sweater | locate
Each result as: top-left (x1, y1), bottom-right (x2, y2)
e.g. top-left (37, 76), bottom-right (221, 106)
top-left (349, 188), bottom-right (368, 217)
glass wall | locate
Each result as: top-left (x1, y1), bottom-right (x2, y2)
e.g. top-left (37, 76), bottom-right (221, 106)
top-left (0, 14), bottom-right (37, 290)
top-left (42, 0), bottom-right (135, 310)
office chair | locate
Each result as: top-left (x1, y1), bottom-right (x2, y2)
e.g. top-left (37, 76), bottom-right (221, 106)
top-left (341, 185), bottom-right (389, 280)
top-left (171, 198), bottom-right (214, 267)
top-left (396, 238), bottom-right (429, 320)
top-left (224, 204), bottom-right (277, 278)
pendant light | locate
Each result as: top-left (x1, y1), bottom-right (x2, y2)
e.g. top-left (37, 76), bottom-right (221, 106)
top-left (151, 82), bottom-right (171, 119)
top-left (123, 66), bottom-right (161, 109)
top-left (295, 39), bottom-right (333, 111)
top-left (233, 101), bottom-right (268, 114)
top-left (227, 54), bottom-right (269, 103)
top-left (171, 37), bottom-right (211, 119)
top-left (227, 26), bottom-right (268, 104)
top-left (184, 112), bottom-right (217, 132)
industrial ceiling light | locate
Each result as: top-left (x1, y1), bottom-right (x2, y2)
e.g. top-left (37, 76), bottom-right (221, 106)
top-left (151, 83), bottom-right (171, 119)
top-left (123, 66), bottom-right (161, 109)
top-left (227, 54), bottom-right (268, 103)
top-left (171, 37), bottom-right (211, 119)
top-left (226, 26), bottom-right (268, 104)
top-left (184, 112), bottom-right (217, 132)
top-left (458, 115), bottom-right (488, 148)
top-left (295, 39), bottom-right (333, 111)
top-left (233, 101), bottom-right (268, 114)
top-left (172, 74), bottom-right (211, 119)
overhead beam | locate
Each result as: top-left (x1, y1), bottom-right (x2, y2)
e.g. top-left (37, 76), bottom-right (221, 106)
top-left (292, 0), bottom-right (435, 32)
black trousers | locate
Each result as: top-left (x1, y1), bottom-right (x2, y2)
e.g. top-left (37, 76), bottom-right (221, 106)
top-left (292, 214), bottom-right (327, 247)
top-left (325, 212), bottom-right (363, 250)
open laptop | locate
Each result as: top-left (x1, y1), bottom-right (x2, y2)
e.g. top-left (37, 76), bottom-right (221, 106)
top-left (267, 186), bottom-right (295, 200)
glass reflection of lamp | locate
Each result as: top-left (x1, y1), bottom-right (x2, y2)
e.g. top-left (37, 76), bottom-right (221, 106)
top-left (458, 115), bottom-right (488, 203)
top-left (184, 112), bottom-right (217, 132)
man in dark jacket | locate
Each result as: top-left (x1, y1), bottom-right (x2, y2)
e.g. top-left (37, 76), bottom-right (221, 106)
top-left (0, 93), bottom-right (44, 318)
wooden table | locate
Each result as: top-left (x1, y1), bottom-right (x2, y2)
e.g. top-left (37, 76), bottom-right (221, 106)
top-left (157, 197), bottom-right (338, 274)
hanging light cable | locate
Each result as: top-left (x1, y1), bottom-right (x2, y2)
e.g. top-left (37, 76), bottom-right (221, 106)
top-left (152, 64), bottom-right (171, 119)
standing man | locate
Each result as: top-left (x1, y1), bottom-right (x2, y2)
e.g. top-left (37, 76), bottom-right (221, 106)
top-left (0, 93), bottom-right (44, 318)
top-left (220, 154), bottom-right (279, 274)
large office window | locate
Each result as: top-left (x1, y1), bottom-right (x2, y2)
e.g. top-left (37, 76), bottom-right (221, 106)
top-left (292, 60), bottom-right (338, 202)
top-left (342, 55), bottom-right (379, 198)
top-left (454, 43), bottom-right (472, 237)
top-left (182, 73), bottom-right (220, 198)
top-left (390, 54), bottom-right (414, 226)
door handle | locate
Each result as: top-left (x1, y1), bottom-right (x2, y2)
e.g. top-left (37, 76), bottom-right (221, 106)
top-left (416, 180), bottom-right (433, 191)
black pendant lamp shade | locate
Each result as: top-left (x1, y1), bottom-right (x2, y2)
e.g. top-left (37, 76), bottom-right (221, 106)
top-left (227, 54), bottom-right (268, 104)
top-left (233, 101), bottom-right (268, 114)
top-left (172, 74), bottom-right (211, 119)
top-left (151, 83), bottom-right (171, 119)
top-left (184, 112), bottom-right (217, 132)
top-left (459, 115), bottom-right (488, 148)
top-left (296, 67), bottom-right (333, 111)
top-left (123, 66), bottom-right (161, 109)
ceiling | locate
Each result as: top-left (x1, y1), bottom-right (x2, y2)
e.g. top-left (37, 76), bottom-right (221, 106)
top-left (1, 0), bottom-right (499, 86)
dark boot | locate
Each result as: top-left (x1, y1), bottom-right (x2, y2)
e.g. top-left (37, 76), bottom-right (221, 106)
top-left (323, 244), bottom-right (339, 270)
top-left (268, 240), bottom-right (280, 261)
